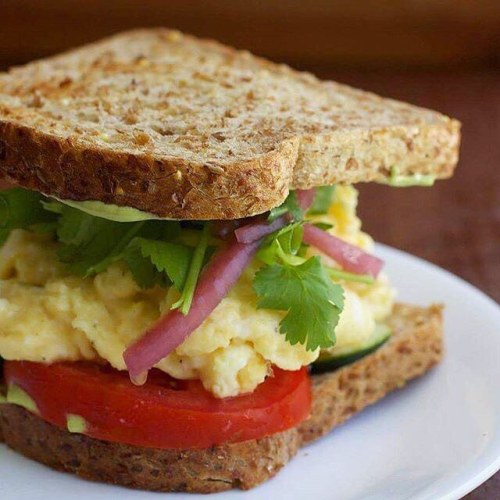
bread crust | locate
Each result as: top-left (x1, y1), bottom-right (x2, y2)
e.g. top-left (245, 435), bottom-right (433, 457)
top-left (299, 303), bottom-right (443, 444)
top-left (0, 405), bottom-right (298, 492)
top-left (0, 303), bottom-right (443, 492)
top-left (0, 122), bottom-right (298, 220)
top-left (0, 29), bottom-right (460, 219)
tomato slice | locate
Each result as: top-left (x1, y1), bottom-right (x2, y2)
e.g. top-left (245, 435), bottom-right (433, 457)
top-left (3, 361), bottom-right (311, 449)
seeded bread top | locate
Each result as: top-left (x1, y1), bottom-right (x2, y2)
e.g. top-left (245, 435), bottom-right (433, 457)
top-left (0, 29), bottom-right (460, 219)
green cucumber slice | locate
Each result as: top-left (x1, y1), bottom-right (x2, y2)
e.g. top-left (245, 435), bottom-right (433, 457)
top-left (311, 324), bottom-right (391, 374)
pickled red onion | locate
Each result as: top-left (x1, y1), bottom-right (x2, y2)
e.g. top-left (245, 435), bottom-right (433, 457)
top-left (303, 223), bottom-right (383, 277)
top-left (124, 238), bottom-right (260, 380)
top-left (235, 215), bottom-right (289, 244)
top-left (295, 188), bottom-right (316, 210)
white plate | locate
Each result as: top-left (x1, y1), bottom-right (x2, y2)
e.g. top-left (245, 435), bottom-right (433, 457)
top-left (1, 245), bottom-right (499, 500)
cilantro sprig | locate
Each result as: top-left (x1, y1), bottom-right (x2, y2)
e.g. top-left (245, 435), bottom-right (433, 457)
top-left (127, 238), bottom-right (194, 290)
top-left (255, 187), bottom-right (347, 351)
top-left (1, 189), bottom-right (209, 315)
top-left (254, 223), bottom-right (346, 351)
top-left (268, 185), bottom-right (335, 223)
top-left (253, 184), bottom-right (377, 350)
top-left (254, 257), bottom-right (344, 350)
top-left (257, 222), bottom-right (305, 265)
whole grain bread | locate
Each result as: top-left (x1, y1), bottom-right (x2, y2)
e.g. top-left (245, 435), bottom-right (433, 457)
top-left (0, 29), bottom-right (460, 219)
top-left (0, 303), bottom-right (443, 492)
top-left (0, 406), bottom-right (298, 493)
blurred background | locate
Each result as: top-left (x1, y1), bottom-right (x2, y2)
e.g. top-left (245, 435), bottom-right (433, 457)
top-left (0, 2), bottom-right (499, 496)
top-left (1, 1), bottom-right (499, 68)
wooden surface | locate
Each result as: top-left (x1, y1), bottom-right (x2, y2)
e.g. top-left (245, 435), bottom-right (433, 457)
top-left (318, 68), bottom-right (498, 498)
top-left (0, 1), bottom-right (499, 68)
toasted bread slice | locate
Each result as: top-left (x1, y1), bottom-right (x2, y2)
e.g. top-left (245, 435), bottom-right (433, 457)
top-left (0, 304), bottom-right (443, 492)
top-left (0, 29), bottom-right (460, 219)
top-left (0, 406), bottom-right (298, 493)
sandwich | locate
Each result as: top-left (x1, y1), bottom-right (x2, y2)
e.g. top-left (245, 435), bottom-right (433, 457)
top-left (0, 29), bottom-right (460, 492)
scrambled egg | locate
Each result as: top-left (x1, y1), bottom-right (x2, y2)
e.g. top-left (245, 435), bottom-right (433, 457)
top-left (0, 186), bottom-right (394, 398)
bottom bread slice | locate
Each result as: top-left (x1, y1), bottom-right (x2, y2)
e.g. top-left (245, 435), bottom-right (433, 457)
top-left (0, 405), bottom-right (299, 493)
top-left (0, 303), bottom-right (443, 492)
top-left (300, 303), bottom-right (443, 444)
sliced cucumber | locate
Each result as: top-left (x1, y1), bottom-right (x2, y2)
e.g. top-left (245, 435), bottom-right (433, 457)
top-left (311, 324), bottom-right (391, 374)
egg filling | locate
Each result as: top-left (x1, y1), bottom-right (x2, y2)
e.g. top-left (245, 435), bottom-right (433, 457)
top-left (0, 186), bottom-right (394, 398)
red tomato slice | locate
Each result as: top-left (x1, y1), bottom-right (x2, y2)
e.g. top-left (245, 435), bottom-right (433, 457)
top-left (3, 361), bottom-right (311, 449)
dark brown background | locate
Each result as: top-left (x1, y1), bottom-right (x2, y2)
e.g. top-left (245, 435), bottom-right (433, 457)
top-left (1, 0), bottom-right (500, 69)
top-left (0, 2), bottom-right (499, 497)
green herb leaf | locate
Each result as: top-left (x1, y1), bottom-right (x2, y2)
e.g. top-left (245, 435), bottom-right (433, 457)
top-left (131, 237), bottom-right (194, 291)
top-left (44, 201), bottom-right (182, 280)
top-left (84, 221), bottom-right (147, 276)
top-left (49, 204), bottom-right (144, 276)
top-left (253, 256), bottom-right (344, 350)
top-left (123, 245), bottom-right (168, 289)
top-left (273, 222), bottom-right (304, 255)
top-left (268, 191), bottom-right (303, 222)
top-left (308, 185), bottom-right (335, 215)
top-left (0, 189), bottom-right (56, 244)
top-left (257, 222), bottom-right (304, 266)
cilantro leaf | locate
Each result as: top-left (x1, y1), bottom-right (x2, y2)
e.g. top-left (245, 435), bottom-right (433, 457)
top-left (0, 189), bottom-right (56, 244)
top-left (83, 221), bottom-right (147, 276)
top-left (43, 201), bottom-right (183, 279)
top-left (308, 186), bottom-right (335, 215)
top-left (253, 256), bottom-right (344, 351)
top-left (141, 220), bottom-right (182, 241)
top-left (269, 222), bottom-right (304, 255)
top-left (257, 222), bottom-right (304, 266)
top-left (130, 237), bottom-right (193, 290)
top-left (50, 206), bottom-right (144, 276)
top-left (268, 191), bottom-right (303, 222)
top-left (123, 245), bottom-right (169, 289)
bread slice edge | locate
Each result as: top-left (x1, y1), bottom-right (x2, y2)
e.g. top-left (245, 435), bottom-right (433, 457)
top-left (0, 28), bottom-right (461, 219)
